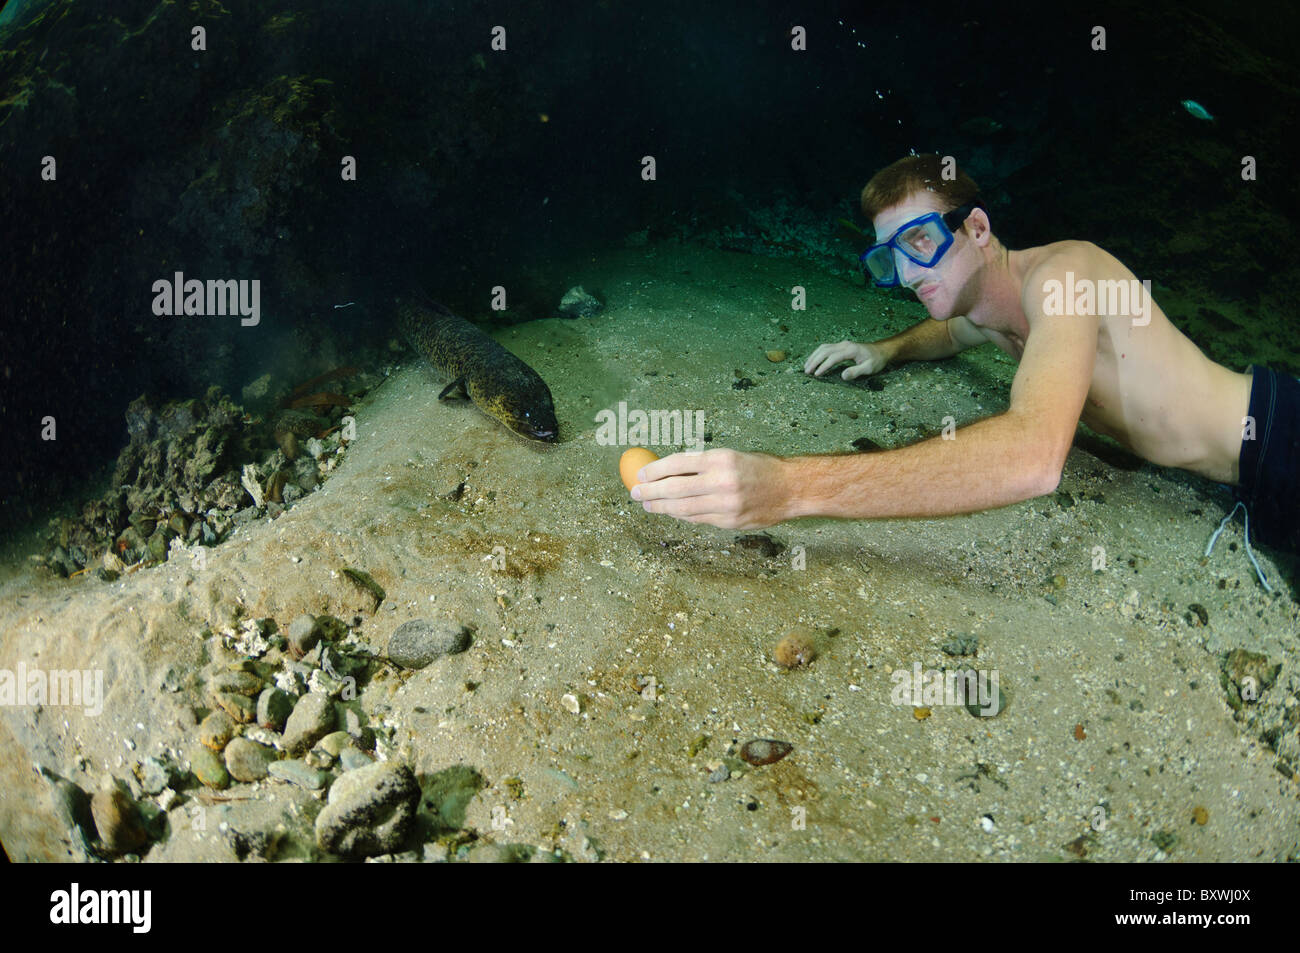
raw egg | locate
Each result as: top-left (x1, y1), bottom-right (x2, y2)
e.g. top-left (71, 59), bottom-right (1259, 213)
top-left (619, 447), bottom-right (659, 491)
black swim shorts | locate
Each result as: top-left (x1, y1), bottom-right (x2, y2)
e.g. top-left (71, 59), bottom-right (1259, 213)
top-left (1232, 364), bottom-right (1300, 554)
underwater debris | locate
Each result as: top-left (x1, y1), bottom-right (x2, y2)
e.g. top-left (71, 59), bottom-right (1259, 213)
top-left (281, 365), bottom-right (360, 405)
top-left (341, 567), bottom-right (385, 612)
top-left (735, 532), bottom-right (785, 557)
top-left (287, 391), bottom-right (352, 411)
top-left (557, 285), bottom-right (603, 319)
top-left (774, 632), bottom-right (816, 668)
top-left (941, 633), bottom-right (979, 656)
top-left (739, 739), bottom-right (793, 766)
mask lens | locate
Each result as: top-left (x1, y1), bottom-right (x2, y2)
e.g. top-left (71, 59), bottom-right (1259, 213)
top-left (898, 219), bottom-right (947, 265)
top-left (863, 246), bottom-right (896, 284)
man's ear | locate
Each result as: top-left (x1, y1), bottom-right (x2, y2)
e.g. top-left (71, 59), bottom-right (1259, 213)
top-left (967, 208), bottom-right (992, 246)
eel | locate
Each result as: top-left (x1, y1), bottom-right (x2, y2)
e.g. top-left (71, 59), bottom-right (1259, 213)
top-left (396, 297), bottom-right (558, 442)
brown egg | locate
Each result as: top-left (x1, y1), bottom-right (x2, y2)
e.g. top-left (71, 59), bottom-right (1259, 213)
top-left (619, 447), bottom-right (659, 491)
top-left (774, 633), bottom-right (816, 668)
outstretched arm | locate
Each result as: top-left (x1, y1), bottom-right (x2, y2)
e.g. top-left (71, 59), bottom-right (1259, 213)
top-left (633, 260), bottom-right (1096, 529)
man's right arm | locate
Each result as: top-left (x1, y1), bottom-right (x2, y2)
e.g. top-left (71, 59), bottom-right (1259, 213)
top-left (805, 315), bottom-right (985, 380)
top-left (877, 315), bottom-right (981, 365)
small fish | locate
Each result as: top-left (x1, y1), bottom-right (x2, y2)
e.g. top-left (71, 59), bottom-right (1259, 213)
top-left (1181, 99), bottom-right (1214, 121)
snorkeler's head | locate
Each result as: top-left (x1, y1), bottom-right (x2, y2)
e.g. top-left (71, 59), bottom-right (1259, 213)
top-left (860, 155), bottom-right (995, 319)
top-left (860, 153), bottom-right (981, 222)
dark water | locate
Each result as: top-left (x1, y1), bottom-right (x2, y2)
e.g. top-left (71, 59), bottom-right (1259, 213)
top-left (1, 0), bottom-right (1297, 536)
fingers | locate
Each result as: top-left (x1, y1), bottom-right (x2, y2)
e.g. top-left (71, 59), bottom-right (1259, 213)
top-left (636, 451), bottom-right (701, 485)
top-left (804, 341), bottom-right (856, 377)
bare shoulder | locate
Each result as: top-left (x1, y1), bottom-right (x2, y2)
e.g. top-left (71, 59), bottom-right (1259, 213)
top-left (1019, 240), bottom-right (1103, 285)
top-left (1018, 241), bottom-right (1122, 317)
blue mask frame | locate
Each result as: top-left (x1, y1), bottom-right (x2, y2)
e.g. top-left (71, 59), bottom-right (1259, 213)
top-left (860, 201), bottom-right (985, 288)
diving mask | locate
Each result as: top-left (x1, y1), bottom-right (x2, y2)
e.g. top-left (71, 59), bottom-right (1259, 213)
top-left (860, 200), bottom-right (985, 288)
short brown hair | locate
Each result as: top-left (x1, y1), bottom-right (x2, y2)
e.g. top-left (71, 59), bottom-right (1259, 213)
top-left (861, 154), bottom-right (982, 221)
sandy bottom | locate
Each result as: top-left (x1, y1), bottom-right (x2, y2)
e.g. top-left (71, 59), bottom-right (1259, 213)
top-left (2, 242), bottom-right (1297, 862)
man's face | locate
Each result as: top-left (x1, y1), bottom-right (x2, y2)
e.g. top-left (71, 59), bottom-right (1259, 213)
top-left (872, 193), bottom-right (980, 320)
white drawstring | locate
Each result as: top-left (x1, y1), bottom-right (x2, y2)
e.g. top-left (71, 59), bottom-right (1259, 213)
top-left (1205, 500), bottom-right (1272, 593)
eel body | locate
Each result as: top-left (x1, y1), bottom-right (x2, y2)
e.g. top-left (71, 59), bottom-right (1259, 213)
top-left (397, 298), bottom-right (558, 442)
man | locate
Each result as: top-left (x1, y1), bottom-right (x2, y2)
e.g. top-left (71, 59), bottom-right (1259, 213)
top-left (630, 154), bottom-right (1298, 577)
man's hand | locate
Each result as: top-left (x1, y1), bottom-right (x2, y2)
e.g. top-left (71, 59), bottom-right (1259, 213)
top-left (804, 340), bottom-right (889, 380)
top-left (630, 448), bottom-right (791, 530)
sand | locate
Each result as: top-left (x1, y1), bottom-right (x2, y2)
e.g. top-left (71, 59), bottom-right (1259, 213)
top-left (1, 242), bottom-right (1297, 862)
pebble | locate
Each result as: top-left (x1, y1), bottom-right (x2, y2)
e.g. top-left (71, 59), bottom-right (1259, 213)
top-left (386, 619), bottom-right (472, 669)
top-left (282, 691), bottom-right (336, 755)
top-left (224, 737), bottom-right (276, 782)
top-left (135, 756), bottom-right (170, 796)
top-left (740, 739), bottom-right (793, 766)
top-left (561, 693), bottom-right (581, 715)
top-left (198, 710), bottom-right (236, 751)
top-left (557, 285), bottom-right (603, 319)
top-left (315, 762), bottom-right (420, 858)
top-left (965, 686), bottom-right (1008, 718)
top-left (211, 670), bottom-right (264, 697)
top-left (90, 784), bottom-right (148, 855)
top-left (212, 690), bottom-right (257, 724)
top-left (189, 745), bottom-right (230, 789)
top-left (941, 634), bottom-right (979, 657)
top-left (339, 748), bottom-right (374, 772)
top-left (288, 614), bottom-right (322, 657)
top-left (305, 745), bottom-right (337, 769)
top-left (256, 687), bottom-right (295, 731)
top-left (267, 758), bottom-right (331, 791)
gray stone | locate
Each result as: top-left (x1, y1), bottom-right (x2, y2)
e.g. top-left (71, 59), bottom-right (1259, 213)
top-left (339, 748), bottom-right (374, 772)
top-left (224, 737), bottom-right (276, 782)
top-left (386, 620), bottom-right (472, 670)
top-left (315, 762), bottom-right (420, 858)
top-left (198, 710), bottom-right (236, 751)
top-left (267, 758), bottom-right (331, 791)
top-left (282, 692), bottom-right (336, 755)
top-left (557, 285), bottom-right (603, 319)
top-left (256, 687), bottom-right (294, 731)
top-left (135, 756), bottom-right (170, 796)
top-left (189, 745), bottom-right (230, 789)
top-left (305, 745), bottom-right (336, 770)
top-left (318, 731), bottom-right (353, 757)
top-left (288, 614), bottom-right (321, 657)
